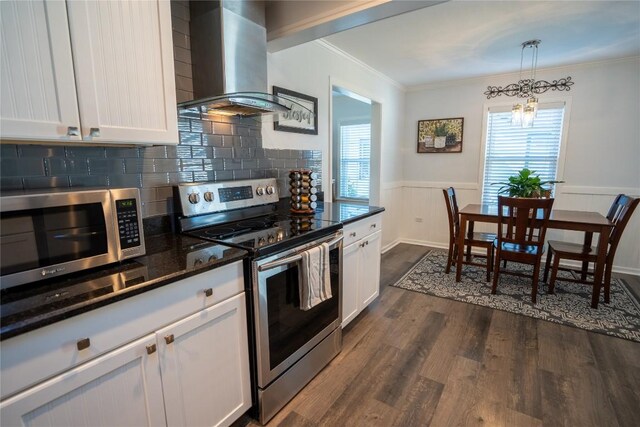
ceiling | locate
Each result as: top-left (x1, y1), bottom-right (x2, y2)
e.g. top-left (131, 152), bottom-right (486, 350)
top-left (322, 1), bottom-right (640, 88)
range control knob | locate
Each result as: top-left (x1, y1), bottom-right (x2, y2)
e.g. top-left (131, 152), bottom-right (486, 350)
top-left (194, 258), bottom-right (203, 266)
top-left (204, 191), bottom-right (214, 202)
top-left (266, 185), bottom-right (275, 195)
top-left (188, 193), bottom-right (200, 204)
top-left (256, 187), bottom-right (265, 196)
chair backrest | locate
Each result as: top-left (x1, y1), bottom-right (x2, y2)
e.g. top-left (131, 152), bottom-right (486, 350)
top-left (497, 196), bottom-right (555, 250)
top-left (442, 187), bottom-right (460, 240)
top-left (605, 194), bottom-right (640, 260)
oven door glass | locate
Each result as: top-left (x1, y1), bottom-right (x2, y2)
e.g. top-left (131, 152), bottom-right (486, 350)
top-left (0, 203), bottom-right (108, 276)
top-left (257, 245), bottom-right (340, 383)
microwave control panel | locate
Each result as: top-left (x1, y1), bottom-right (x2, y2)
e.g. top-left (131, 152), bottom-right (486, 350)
top-left (116, 198), bottom-right (141, 249)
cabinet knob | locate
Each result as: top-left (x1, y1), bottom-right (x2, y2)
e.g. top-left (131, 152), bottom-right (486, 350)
top-left (76, 337), bottom-right (91, 351)
top-left (350, 232), bottom-right (357, 237)
top-left (164, 334), bottom-right (175, 345)
top-left (370, 223), bottom-right (377, 228)
top-left (89, 127), bottom-right (101, 137)
top-left (204, 288), bottom-right (213, 297)
top-left (67, 126), bottom-right (80, 136)
top-left (146, 344), bottom-right (157, 355)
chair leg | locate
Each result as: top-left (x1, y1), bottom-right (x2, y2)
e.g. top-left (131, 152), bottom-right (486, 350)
top-left (531, 258), bottom-right (541, 304)
top-left (486, 246), bottom-right (492, 282)
top-left (548, 255), bottom-right (561, 295)
top-left (465, 244), bottom-right (472, 263)
top-left (503, 259), bottom-right (507, 268)
top-left (491, 250), bottom-right (501, 295)
top-left (604, 262), bottom-right (613, 303)
top-left (543, 248), bottom-right (552, 283)
top-left (445, 241), bottom-right (454, 274)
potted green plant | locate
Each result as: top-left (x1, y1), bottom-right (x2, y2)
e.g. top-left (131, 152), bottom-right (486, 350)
top-left (493, 168), bottom-right (563, 198)
top-left (433, 123), bottom-right (448, 149)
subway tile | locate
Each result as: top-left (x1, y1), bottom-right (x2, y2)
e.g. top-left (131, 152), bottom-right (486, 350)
top-left (125, 158), bottom-right (154, 174)
top-left (203, 158), bottom-right (224, 171)
top-left (154, 159), bottom-right (181, 172)
top-left (257, 158), bottom-right (273, 168)
top-left (202, 113), bottom-right (235, 123)
top-left (70, 175), bottom-right (108, 188)
top-left (212, 122), bottom-right (233, 135)
top-left (249, 127), bottom-right (262, 137)
top-left (253, 148), bottom-right (266, 158)
top-left (108, 174), bottom-right (142, 188)
top-left (297, 159), bottom-right (310, 168)
top-left (50, 158), bottom-right (89, 175)
top-left (191, 146), bottom-right (211, 159)
top-left (264, 169), bottom-right (278, 179)
top-left (139, 187), bottom-right (157, 203)
top-left (167, 172), bottom-right (194, 184)
top-left (2, 158), bottom-right (45, 176)
top-left (180, 159), bottom-right (204, 171)
top-left (140, 145), bottom-right (167, 159)
top-left (212, 147), bottom-right (233, 158)
top-left (242, 159), bottom-right (258, 169)
top-left (65, 146), bottom-right (106, 158)
top-left (241, 136), bottom-right (258, 148)
top-left (24, 176), bottom-right (69, 189)
top-left (194, 171), bottom-right (215, 182)
top-left (1, 144), bottom-right (18, 158)
top-left (176, 89), bottom-right (194, 104)
top-left (233, 170), bottom-right (250, 180)
top-left (284, 159), bottom-right (298, 168)
top-left (179, 131), bottom-right (202, 145)
top-left (88, 158), bottom-right (125, 175)
top-left (174, 61), bottom-right (192, 78)
top-left (142, 200), bottom-right (170, 218)
top-left (250, 169), bottom-right (266, 179)
top-left (172, 30), bottom-right (190, 50)
top-left (224, 135), bottom-right (242, 148)
top-left (18, 145), bottom-right (65, 157)
top-left (271, 159), bottom-right (285, 168)
top-left (202, 134), bottom-right (224, 147)
top-left (142, 173), bottom-right (170, 187)
top-left (214, 170), bottom-right (233, 181)
top-left (223, 159), bottom-right (242, 170)
top-left (105, 147), bottom-right (140, 158)
top-left (233, 147), bottom-right (251, 159)
top-left (177, 107), bottom-right (200, 119)
top-left (166, 145), bottom-right (193, 159)
top-left (178, 117), bottom-right (191, 132)
top-left (171, 1), bottom-right (190, 22)
top-left (1, 177), bottom-right (23, 191)
top-left (173, 46), bottom-right (191, 64)
top-left (156, 186), bottom-right (174, 200)
top-left (235, 126), bottom-right (251, 136)
top-left (172, 16), bottom-right (189, 35)
top-left (190, 119), bottom-right (212, 134)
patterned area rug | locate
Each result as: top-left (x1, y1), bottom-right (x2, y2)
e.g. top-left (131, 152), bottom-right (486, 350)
top-left (391, 250), bottom-right (640, 343)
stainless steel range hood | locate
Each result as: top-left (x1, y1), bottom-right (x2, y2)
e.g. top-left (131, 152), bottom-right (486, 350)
top-left (179, 0), bottom-right (307, 117)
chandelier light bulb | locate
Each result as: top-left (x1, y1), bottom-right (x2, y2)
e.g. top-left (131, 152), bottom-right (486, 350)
top-left (526, 97), bottom-right (538, 118)
top-left (511, 103), bottom-right (523, 126)
top-left (522, 104), bottom-right (536, 128)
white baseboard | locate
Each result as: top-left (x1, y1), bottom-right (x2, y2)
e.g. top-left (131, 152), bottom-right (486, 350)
top-left (381, 239), bottom-right (402, 254)
top-left (392, 238), bottom-right (640, 277)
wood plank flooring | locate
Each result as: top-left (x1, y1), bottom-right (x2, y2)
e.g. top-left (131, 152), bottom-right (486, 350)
top-left (236, 244), bottom-right (640, 427)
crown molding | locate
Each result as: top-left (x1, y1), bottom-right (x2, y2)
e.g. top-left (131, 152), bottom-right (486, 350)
top-left (314, 39), bottom-right (406, 91)
top-left (407, 55), bottom-right (640, 93)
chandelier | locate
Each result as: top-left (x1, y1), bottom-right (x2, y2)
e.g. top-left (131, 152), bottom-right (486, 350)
top-left (484, 40), bottom-right (574, 127)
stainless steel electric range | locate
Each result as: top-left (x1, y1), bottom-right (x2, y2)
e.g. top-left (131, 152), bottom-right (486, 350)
top-left (176, 178), bottom-right (343, 424)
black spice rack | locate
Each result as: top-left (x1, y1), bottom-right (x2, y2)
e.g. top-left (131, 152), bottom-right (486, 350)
top-left (289, 169), bottom-right (318, 215)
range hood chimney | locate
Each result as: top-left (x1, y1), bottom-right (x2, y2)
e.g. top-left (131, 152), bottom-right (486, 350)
top-left (179, 0), bottom-right (304, 117)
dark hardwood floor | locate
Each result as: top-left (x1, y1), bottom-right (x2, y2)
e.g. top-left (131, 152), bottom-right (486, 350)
top-left (239, 244), bottom-right (640, 427)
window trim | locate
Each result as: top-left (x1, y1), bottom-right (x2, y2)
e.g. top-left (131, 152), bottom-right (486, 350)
top-left (335, 118), bottom-right (371, 203)
top-left (477, 97), bottom-right (572, 202)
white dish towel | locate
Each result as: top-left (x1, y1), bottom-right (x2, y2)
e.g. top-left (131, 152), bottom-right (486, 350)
top-left (299, 242), bottom-right (332, 311)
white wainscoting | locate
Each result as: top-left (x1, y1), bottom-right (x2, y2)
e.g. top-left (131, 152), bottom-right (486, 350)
top-left (396, 182), bottom-right (640, 275)
top-left (380, 182), bottom-right (404, 252)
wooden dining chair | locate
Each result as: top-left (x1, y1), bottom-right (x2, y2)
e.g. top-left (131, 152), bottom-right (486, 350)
top-left (442, 187), bottom-right (495, 282)
top-left (491, 196), bottom-right (554, 303)
top-left (543, 194), bottom-right (639, 303)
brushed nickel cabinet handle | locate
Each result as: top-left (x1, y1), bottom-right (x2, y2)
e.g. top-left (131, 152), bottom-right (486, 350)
top-left (350, 232), bottom-right (357, 237)
top-left (67, 126), bottom-right (80, 136)
top-left (89, 127), bottom-right (101, 137)
top-left (146, 344), bottom-right (157, 355)
top-left (77, 338), bottom-right (90, 351)
top-left (204, 288), bottom-right (213, 297)
top-left (164, 334), bottom-right (174, 345)
top-left (370, 223), bottom-right (377, 228)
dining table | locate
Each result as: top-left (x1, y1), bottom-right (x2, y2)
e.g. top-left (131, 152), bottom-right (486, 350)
top-left (455, 204), bottom-right (615, 308)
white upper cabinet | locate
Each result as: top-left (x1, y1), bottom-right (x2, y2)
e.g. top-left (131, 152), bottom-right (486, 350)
top-left (0, 0), bottom-right (178, 145)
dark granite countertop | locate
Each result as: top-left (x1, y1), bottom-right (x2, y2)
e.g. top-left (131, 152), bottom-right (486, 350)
top-left (0, 233), bottom-right (247, 340)
top-left (314, 201), bottom-right (385, 225)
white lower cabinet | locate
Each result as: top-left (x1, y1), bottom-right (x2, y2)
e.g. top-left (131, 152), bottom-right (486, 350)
top-left (0, 264), bottom-right (251, 427)
top-left (158, 293), bottom-right (252, 427)
top-left (342, 215), bottom-right (383, 328)
top-left (0, 334), bottom-right (166, 427)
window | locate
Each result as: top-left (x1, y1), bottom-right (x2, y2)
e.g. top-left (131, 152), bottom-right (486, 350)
top-left (337, 122), bottom-right (370, 200)
top-left (481, 103), bottom-right (565, 204)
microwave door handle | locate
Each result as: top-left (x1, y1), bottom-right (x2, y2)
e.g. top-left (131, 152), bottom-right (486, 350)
top-left (53, 231), bottom-right (100, 239)
top-left (257, 234), bottom-right (343, 272)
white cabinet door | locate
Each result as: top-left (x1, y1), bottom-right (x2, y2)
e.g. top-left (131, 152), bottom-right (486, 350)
top-left (341, 241), bottom-right (360, 328)
top-left (157, 293), bottom-right (252, 427)
top-left (66, 0), bottom-right (178, 144)
top-left (0, 334), bottom-right (166, 427)
top-left (0, 0), bottom-right (81, 141)
top-left (359, 230), bottom-right (382, 308)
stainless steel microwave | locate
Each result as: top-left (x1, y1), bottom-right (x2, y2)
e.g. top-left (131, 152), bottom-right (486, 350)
top-left (0, 188), bottom-right (145, 289)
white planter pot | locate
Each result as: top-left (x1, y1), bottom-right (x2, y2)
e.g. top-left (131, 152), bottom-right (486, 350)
top-left (434, 136), bottom-right (446, 149)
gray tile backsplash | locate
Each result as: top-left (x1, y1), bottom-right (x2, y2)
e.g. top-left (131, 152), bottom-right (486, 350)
top-left (0, 113), bottom-right (322, 218)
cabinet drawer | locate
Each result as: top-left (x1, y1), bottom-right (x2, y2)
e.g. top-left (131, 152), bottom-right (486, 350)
top-left (343, 213), bottom-right (383, 246)
top-left (1, 261), bottom-right (243, 400)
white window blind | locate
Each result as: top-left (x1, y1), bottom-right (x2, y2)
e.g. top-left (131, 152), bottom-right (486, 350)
top-left (338, 123), bottom-right (370, 200)
top-left (481, 105), bottom-right (565, 205)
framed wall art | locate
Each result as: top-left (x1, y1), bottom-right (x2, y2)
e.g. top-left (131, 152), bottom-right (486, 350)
top-left (417, 117), bottom-right (464, 153)
top-left (273, 86), bottom-right (318, 135)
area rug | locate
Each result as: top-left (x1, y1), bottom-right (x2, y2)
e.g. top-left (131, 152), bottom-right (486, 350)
top-left (391, 250), bottom-right (640, 343)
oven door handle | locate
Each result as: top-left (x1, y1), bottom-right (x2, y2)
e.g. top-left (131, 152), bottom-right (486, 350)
top-left (257, 234), bottom-right (343, 272)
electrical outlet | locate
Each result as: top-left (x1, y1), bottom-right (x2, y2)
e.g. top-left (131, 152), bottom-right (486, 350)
top-left (415, 217), bottom-right (423, 223)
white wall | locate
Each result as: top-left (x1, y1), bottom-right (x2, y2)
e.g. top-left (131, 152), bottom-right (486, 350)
top-left (402, 57), bottom-right (640, 273)
top-left (264, 40), bottom-right (406, 248)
